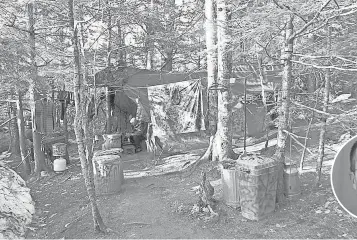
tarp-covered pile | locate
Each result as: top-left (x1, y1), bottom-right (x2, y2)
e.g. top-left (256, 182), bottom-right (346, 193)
top-left (147, 79), bottom-right (206, 139)
top-left (0, 164), bottom-right (35, 239)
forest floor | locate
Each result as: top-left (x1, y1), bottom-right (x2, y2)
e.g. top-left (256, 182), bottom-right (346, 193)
top-left (2, 123), bottom-right (357, 239)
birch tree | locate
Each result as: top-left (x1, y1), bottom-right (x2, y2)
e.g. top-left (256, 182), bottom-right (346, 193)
top-left (205, 0), bottom-right (218, 135)
top-left (316, 26), bottom-right (332, 184)
top-left (215, 0), bottom-right (234, 161)
top-left (68, 0), bottom-right (107, 232)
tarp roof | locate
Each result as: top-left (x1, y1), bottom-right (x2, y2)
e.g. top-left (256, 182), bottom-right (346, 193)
top-left (93, 65), bottom-right (280, 94)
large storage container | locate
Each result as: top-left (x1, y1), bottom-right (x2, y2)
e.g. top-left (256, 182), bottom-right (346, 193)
top-left (93, 155), bottom-right (124, 195)
top-left (237, 155), bottom-right (278, 221)
top-left (52, 143), bottom-right (67, 157)
top-left (283, 163), bottom-right (301, 198)
top-left (222, 168), bottom-right (240, 208)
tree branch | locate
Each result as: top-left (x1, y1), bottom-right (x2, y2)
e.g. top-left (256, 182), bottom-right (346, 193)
top-left (292, 60), bottom-right (357, 71)
top-left (292, 0), bottom-right (333, 39)
top-left (272, 0), bottom-right (308, 23)
top-left (4, 23), bottom-right (30, 34)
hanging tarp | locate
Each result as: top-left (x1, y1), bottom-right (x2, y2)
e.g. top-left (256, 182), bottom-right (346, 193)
top-left (114, 90), bottom-right (137, 117)
top-left (136, 99), bottom-right (150, 123)
top-left (147, 79), bottom-right (206, 138)
top-left (34, 99), bottom-right (55, 135)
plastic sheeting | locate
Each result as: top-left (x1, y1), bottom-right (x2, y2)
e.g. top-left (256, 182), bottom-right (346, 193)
top-left (147, 79), bottom-right (206, 138)
top-left (114, 90), bottom-right (137, 117)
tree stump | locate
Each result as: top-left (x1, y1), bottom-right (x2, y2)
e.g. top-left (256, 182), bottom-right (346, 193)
top-left (93, 155), bottom-right (124, 195)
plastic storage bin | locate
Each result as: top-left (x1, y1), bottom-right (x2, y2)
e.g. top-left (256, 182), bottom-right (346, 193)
top-left (237, 155), bottom-right (278, 220)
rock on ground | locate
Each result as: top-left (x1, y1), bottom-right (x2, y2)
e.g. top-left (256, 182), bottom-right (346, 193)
top-left (0, 164), bottom-right (35, 239)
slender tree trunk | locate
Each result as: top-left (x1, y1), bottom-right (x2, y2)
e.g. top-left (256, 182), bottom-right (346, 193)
top-left (106, 0), bottom-right (112, 134)
top-left (106, 86), bottom-right (111, 133)
top-left (205, 0), bottom-right (218, 135)
top-left (191, 0), bottom-right (219, 164)
top-left (307, 69), bottom-right (316, 93)
top-left (257, 53), bottom-right (270, 149)
top-left (275, 14), bottom-right (294, 204)
top-left (146, 0), bottom-right (154, 70)
top-left (215, 0), bottom-right (233, 161)
top-left (68, 0), bottom-right (107, 232)
top-left (63, 104), bottom-right (70, 164)
top-left (162, 49), bottom-right (173, 72)
top-left (316, 26), bottom-right (331, 184)
top-left (10, 103), bottom-right (20, 155)
top-left (117, 19), bottom-right (126, 66)
top-left (161, 0), bottom-right (175, 72)
top-left (27, 2), bottom-right (48, 176)
top-left (17, 91), bottom-right (31, 178)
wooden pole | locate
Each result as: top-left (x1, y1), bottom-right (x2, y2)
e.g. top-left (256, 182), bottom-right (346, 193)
top-left (244, 77), bottom-right (247, 154)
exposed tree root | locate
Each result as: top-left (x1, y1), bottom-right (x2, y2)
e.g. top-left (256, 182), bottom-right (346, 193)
top-left (182, 135), bottom-right (215, 177)
top-left (183, 135), bottom-right (239, 178)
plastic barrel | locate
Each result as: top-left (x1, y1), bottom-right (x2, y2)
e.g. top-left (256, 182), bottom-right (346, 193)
top-left (222, 168), bottom-right (240, 208)
top-left (283, 164), bottom-right (301, 197)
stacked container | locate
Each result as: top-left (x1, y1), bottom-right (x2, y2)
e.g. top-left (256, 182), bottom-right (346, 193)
top-left (52, 143), bottom-right (67, 172)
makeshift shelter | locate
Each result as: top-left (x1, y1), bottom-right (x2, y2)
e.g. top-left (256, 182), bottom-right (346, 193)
top-left (92, 64), bottom-right (281, 138)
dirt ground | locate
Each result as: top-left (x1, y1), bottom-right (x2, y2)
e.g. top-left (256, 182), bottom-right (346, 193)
top-left (3, 124), bottom-right (357, 239)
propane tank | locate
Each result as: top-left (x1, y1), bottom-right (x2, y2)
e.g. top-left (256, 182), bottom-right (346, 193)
top-left (53, 157), bottom-right (66, 172)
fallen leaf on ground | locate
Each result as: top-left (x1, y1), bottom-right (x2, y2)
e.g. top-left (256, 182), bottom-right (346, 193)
top-left (324, 209), bottom-right (331, 214)
top-left (315, 210), bottom-right (322, 214)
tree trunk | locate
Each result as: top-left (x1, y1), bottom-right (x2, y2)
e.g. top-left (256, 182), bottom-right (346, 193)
top-left (316, 26), bottom-right (331, 185)
top-left (205, 0), bottom-right (218, 135)
top-left (68, 0), bottom-right (107, 232)
top-left (10, 103), bottom-right (20, 155)
top-left (106, 0), bottom-right (113, 134)
top-left (146, 0), bottom-right (154, 70)
top-left (27, 2), bottom-right (48, 175)
top-left (307, 69), bottom-right (316, 93)
top-left (275, 14), bottom-right (294, 204)
top-left (117, 19), bottom-right (126, 66)
top-left (63, 105), bottom-right (70, 165)
top-left (146, 38), bottom-right (154, 70)
top-left (162, 49), bottom-right (173, 72)
top-left (17, 91), bottom-right (31, 178)
top-left (106, 86), bottom-right (112, 133)
top-left (215, 0), bottom-right (233, 161)
top-left (194, 0), bottom-right (219, 164)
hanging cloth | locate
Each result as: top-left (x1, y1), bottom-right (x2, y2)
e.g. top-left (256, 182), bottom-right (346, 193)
top-left (147, 79), bottom-right (206, 138)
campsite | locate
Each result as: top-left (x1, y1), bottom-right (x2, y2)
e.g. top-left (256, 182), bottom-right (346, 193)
top-left (1, 0), bottom-right (357, 239)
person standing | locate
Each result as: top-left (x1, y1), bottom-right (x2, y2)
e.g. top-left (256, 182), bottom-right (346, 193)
top-left (129, 117), bottom-right (148, 152)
